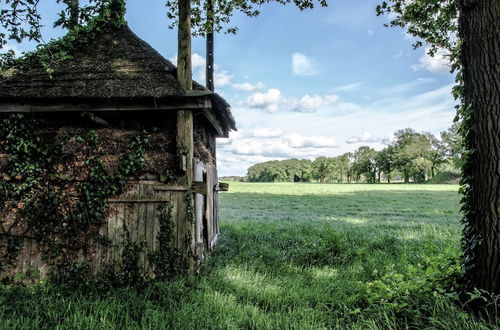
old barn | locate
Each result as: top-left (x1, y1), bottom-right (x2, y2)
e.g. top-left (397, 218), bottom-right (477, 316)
top-left (0, 23), bottom-right (235, 280)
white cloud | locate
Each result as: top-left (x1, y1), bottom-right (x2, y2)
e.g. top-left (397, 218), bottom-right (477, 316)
top-left (332, 82), bottom-right (364, 92)
top-left (246, 88), bottom-right (284, 113)
top-left (285, 133), bottom-right (338, 148)
top-left (244, 89), bottom-right (340, 113)
top-left (252, 128), bottom-right (283, 138)
top-left (367, 29), bottom-right (375, 36)
top-left (219, 131), bottom-right (339, 160)
top-left (411, 48), bottom-right (450, 74)
top-left (346, 131), bottom-right (380, 144)
top-left (225, 139), bottom-right (297, 157)
top-left (292, 52), bottom-right (319, 76)
top-left (191, 53), bottom-right (206, 68)
top-left (214, 70), bottom-right (233, 87)
top-left (294, 94), bottom-right (340, 112)
top-left (232, 81), bottom-right (265, 92)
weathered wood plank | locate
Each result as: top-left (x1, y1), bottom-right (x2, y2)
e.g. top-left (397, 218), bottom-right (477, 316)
top-left (144, 184), bottom-right (155, 271)
top-left (115, 203), bottom-right (125, 265)
top-left (95, 221), bottom-right (107, 271)
top-left (192, 181), bottom-right (208, 195)
top-left (107, 203), bottom-right (117, 265)
top-left (21, 238), bottom-right (32, 274)
top-left (153, 185), bottom-right (189, 192)
top-left (137, 185), bottom-right (147, 266)
top-left (206, 164), bottom-right (215, 251)
top-left (107, 197), bottom-right (173, 203)
top-left (194, 160), bottom-right (205, 260)
top-left (0, 98), bottom-right (211, 113)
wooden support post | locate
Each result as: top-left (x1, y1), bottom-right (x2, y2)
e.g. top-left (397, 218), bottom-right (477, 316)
top-left (176, 110), bottom-right (195, 271)
top-left (176, 111), bottom-right (194, 186)
top-left (206, 0), bottom-right (215, 91)
top-left (176, 0), bottom-right (196, 271)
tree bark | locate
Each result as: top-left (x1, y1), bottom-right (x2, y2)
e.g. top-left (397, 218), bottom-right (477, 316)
top-left (459, 0), bottom-right (500, 293)
top-left (69, 0), bottom-right (79, 30)
top-left (177, 0), bottom-right (192, 90)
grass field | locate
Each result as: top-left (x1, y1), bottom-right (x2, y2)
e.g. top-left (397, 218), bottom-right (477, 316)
top-left (1, 183), bottom-right (498, 329)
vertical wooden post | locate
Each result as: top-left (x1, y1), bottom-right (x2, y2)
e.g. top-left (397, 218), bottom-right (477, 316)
top-left (206, 0), bottom-right (215, 91)
top-left (176, 0), bottom-right (196, 271)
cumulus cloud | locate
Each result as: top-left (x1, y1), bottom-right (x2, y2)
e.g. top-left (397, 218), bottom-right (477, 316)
top-left (252, 128), bottom-right (283, 138)
top-left (225, 139), bottom-right (296, 157)
top-left (285, 133), bottom-right (338, 148)
top-left (292, 52), bottom-right (319, 76)
top-left (411, 48), bottom-right (450, 74)
top-left (219, 132), bottom-right (339, 159)
top-left (246, 88), bottom-right (284, 113)
top-left (232, 81), bottom-right (265, 92)
top-left (244, 89), bottom-right (340, 113)
top-left (214, 70), bottom-right (233, 87)
top-left (346, 131), bottom-right (381, 144)
top-left (294, 94), bottom-right (340, 112)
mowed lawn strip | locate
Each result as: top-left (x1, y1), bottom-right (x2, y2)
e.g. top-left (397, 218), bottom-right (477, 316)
top-left (1, 183), bottom-right (497, 329)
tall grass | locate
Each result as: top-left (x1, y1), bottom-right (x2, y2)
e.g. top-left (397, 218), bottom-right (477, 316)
top-left (1, 183), bottom-right (497, 329)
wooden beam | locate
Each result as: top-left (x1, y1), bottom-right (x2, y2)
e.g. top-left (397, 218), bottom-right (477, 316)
top-left (107, 197), bottom-right (173, 203)
top-left (201, 108), bottom-right (224, 136)
top-left (0, 98), bottom-right (211, 113)
top-left (216, 182), bottom-right (229, 192)
top-left (191, 181), bottom-right (208, 195)
top-left (153, 185), bottom-right (189, 191)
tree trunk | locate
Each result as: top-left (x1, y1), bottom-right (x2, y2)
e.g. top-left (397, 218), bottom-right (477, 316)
top-left (69, 0), bottom-right (79, 30)
top-left (177, 0), bottom-right (192, 90)
top-left (459, 0), bottom-right (500, 294)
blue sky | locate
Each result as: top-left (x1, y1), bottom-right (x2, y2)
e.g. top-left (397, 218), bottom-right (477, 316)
top-left (3, 0), bottom-right (457, 176)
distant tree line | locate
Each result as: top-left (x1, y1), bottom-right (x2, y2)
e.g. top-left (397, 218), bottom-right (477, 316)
top-left (246, 125), bottom-right (463, 184)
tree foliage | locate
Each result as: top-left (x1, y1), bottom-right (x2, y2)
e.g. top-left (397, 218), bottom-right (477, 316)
top-left (165, 0), bottom-right (327, 36)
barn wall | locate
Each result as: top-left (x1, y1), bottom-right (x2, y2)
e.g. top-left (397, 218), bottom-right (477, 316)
top-left (0, 111), bottom-right (193, 279)
top-left (9, 181), bottom-right (189, 277)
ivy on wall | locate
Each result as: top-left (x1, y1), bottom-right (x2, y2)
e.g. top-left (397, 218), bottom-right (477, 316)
top-left (0, 113), bottom-right (183, 286)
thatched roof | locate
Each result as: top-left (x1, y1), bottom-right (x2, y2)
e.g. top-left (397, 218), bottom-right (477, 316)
top-left (0, 25), bottom-right (236, 132)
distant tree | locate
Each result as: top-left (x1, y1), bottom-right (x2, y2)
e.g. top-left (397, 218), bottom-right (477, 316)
top-left (423, 132), bottom-right (447, 178)
top-left (312, 157), bottom-right (332, 183)
top-left (376, 146), bottom-right (395, 183)
top-left (392, 129), bottom-right (417, 183)
top-left (352, 146), bottom-right (377, 183)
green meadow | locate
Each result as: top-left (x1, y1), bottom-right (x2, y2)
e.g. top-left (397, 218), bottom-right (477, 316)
top-left (1, 183), bottom-right (498, 329)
